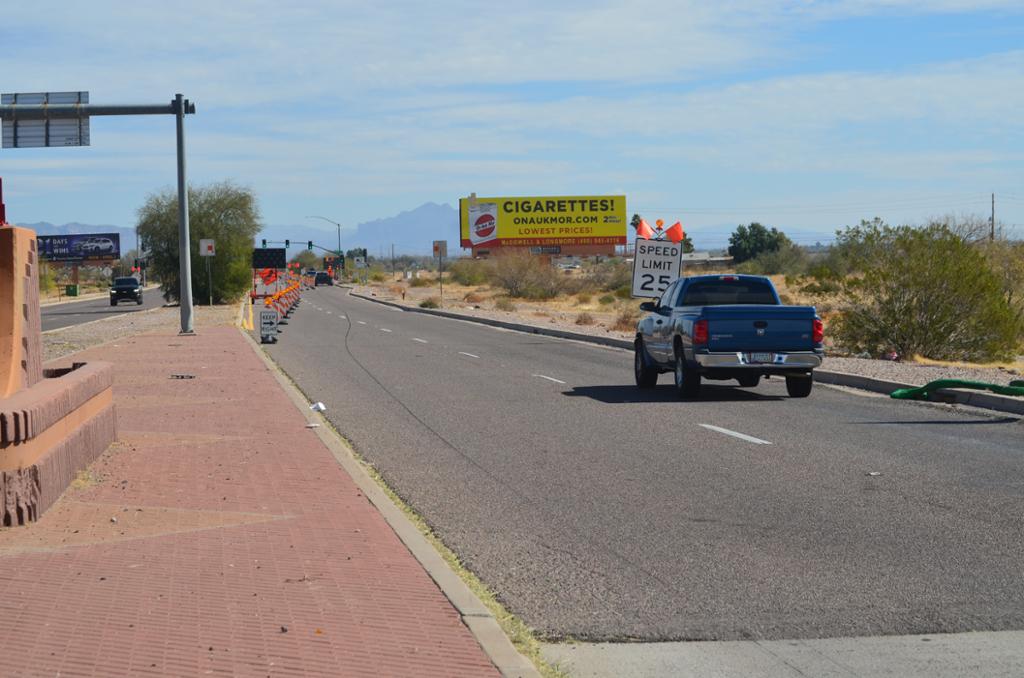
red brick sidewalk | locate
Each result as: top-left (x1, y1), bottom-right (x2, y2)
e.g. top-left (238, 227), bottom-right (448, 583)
top-left (0, 326), bottom-right (501, 677)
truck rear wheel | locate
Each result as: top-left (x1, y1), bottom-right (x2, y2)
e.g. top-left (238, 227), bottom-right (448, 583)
top-left (674, 349), bottom-right (701, 399)
top-left (634, 339), bottom-right (658, 389)
top-left (786, 375), bottom-right (813, 397)
top-left (737, 374), bottom-right (760, 388)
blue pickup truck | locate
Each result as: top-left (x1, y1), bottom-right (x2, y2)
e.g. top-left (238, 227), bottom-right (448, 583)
top-left (634, 274), bottom-right (823, 398)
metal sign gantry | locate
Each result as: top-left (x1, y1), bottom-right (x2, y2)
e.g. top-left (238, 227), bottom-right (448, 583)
top-left (0, 92), bottom-right (198, 334)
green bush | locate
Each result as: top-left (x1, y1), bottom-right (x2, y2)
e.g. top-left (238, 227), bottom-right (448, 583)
top-left (598, 294), bottom-right (615, 305)
top-left (584, 260), bottom-right (631, 292)
top-left (370, 272), bottom-right (386, 282)
top-left (834, 224), bottom-right (1023, 361)
top-left (576, 292), bottom-right (592, 305)
top-left (613, 284), bottom-right (632, 299)
top-left (419, 297), bottom-right (440, 309)
top-left (409, 276), bottom-right (430, 287)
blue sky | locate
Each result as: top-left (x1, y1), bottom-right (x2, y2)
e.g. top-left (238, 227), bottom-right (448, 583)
top-left (1, 1), bottom-right (1022, 250)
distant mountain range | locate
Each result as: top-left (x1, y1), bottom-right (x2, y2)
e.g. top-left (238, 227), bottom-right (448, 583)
top-left (255, 202), bottom-right (461, 257)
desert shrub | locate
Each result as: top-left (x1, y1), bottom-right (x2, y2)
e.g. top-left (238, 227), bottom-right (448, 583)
top-left (575, 312), bottom-right (595, 325)
top-left (584, 260), bottom-right (631, 292)
top-left (490, 250), bottom-right (566, 299)
top-left (370, 272), bottom-right (386, 282)
top-left (494, 296), bottom-right (516, 312)
top-left (612, 306), bottom-right (640, 332)
top-left (448, 258), bottom-right (491, 286)
top-left (464, 292), bottom-right (485, 304)
top-left (419, 297), bottom-right (440, 309)
top-left (576, 292), bottom-right (592, 305)
top-left (409, 276), bottom-right (430, 287)
top-left (613, 284), bottom-right (632, 299)
top-left (737, 243), bottom-right (809, 276)
top-left (834, 224), bottom-right (1023, 361)
top-left (598, 294), bottom-right (615, 305)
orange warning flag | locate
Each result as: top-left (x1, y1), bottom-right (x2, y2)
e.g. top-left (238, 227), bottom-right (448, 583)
top-left (636, 219), bottom-right (655, 241)
top-left (664, 222), bottom-right (685, 244)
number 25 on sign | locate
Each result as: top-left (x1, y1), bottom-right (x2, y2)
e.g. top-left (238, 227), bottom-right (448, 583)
top-left (631, 239), bottom-right (682, 298)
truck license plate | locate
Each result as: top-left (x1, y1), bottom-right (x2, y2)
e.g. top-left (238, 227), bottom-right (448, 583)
top-left (748, 352), bottom-right (774, 363)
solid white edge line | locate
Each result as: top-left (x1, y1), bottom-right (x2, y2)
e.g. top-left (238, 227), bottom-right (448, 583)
top-left (412, 338), bottom-right (428, 343)
top-left (459, 352), bottom-right (480, 358)
top-left (699, 424), bottom-right (772, 445)
top-left (532, 374), bottom-right (567, 385)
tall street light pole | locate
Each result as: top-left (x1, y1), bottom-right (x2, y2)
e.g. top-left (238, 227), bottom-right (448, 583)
top-left (306, 215), bottom-right (342, 255)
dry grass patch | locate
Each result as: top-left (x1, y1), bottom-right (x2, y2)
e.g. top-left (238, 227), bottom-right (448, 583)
top-left (575, 312), bottom-right (595, 326)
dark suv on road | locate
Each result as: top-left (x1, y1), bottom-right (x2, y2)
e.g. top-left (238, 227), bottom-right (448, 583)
top-left (110, 276), bottom-right (143, 305)
top-left (314, 271), bottom-right (333, 286)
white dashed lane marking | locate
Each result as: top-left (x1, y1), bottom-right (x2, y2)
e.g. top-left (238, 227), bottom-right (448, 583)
top-left (459, 352), bottom-right (480, 359)
top-left (532, 374), bottom-right (567, 385)
top-left (357, 321), bottom-right (367, 325)
top-left (699, 424), bottom-right (772, 445)
top-left (412, 338), bottom-right (428, 344)
top-left (380, 328), bottom-right (392, 333)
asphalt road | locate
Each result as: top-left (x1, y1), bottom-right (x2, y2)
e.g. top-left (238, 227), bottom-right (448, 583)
top-left (41, 289), bottom-right (165, 331)
top-left (264, 287), bottom-right (1024, 642)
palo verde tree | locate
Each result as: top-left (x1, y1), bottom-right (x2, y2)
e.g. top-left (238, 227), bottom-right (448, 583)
top-left (728, 222), bottom-right (791, 263)
top-left (137, 181), bottom-right (262, 303)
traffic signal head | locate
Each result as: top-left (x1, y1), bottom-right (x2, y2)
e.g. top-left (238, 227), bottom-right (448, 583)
top-left (285, 239), bottom-right (290, 248)
top-left (308, 241), bottom-right (313, 251)
top-left (261, 239), bottom-right (267, 248)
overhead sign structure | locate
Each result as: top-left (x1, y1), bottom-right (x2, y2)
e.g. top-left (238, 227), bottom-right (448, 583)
top-left (2, 92), bottom-right (90, 148)
top-left (37, 233), bottom-right (121, 262)
top-left (631, 238), bottom-right (682, 298)
top-left (199, 239), bottom-right (215, 256)
top-left (459, 195), bottom-right (626, 248)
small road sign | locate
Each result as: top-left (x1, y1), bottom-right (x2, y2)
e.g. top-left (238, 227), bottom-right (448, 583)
top-left (354, 257), bottom-right (366, 269)
top-left (433, 240), bottom-right (447, 258)
top-left (259, 309), bottom-right (278, 343)
top-left (199, 239), bottom-right (215, 256)
top-left (631, 238), bottom-right (682, 298)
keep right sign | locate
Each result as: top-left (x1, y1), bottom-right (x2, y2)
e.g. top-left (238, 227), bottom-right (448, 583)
top-left (631, 238), bottom-right (682, 298)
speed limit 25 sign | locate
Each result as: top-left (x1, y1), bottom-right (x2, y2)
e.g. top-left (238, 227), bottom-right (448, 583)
top-left (631, 239), bottom-right (682, 298)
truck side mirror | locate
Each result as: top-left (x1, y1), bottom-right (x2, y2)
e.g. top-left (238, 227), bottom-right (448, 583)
top-left (639, 301), bottom-right (657, 312)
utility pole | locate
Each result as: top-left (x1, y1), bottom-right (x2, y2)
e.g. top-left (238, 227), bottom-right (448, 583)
top-left (991, 193), bottom-right (995, 241)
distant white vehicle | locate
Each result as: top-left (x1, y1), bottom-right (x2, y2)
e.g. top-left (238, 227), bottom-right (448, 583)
top-left (75, 236), bottom-right (116, 254)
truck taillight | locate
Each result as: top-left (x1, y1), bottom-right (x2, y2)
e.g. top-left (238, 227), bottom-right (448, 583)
top-left (812, 318), bottom-right (824, 343)
top-left (693, 319), bottom-right (709, 345)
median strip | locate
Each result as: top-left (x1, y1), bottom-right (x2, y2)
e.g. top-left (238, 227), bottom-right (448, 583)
top-left (699, 424), bottom-right (772, 445)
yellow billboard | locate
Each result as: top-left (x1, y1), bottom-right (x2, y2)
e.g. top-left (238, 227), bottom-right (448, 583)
top-left (459, 195), bottom-right (626, 248)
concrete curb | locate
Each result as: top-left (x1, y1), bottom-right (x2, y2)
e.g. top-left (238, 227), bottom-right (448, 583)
top-left (238, 327), bottom-right (540, 678)
top-left (349, 291), bottom-right (1024, 417)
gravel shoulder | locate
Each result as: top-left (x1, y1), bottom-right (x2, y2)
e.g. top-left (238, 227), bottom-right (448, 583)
top-left (354, 282), bottom-right (1023, 389)
top-left (43, 304), bottom-right (241, 362)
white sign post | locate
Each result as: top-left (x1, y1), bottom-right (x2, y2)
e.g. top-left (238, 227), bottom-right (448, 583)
top-left (631, 238), bottom-right (682, 298)
top-left (199, 239), bottom-right (215, 306)
top-left (259, 309), bottom-right (278, 344)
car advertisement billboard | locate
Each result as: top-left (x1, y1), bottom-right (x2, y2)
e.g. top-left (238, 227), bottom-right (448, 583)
top-left (459, 195), bottom-right (627, 248)
top-left (37, 233), bottom-right (121, 262)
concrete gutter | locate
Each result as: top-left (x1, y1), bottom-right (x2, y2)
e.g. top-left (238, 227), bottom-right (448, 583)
top-left (349, 291), bottom-right (1024, 418)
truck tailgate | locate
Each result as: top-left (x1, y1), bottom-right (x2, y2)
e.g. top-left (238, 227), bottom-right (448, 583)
top-left (700, 305), bottom-right (817, 352)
